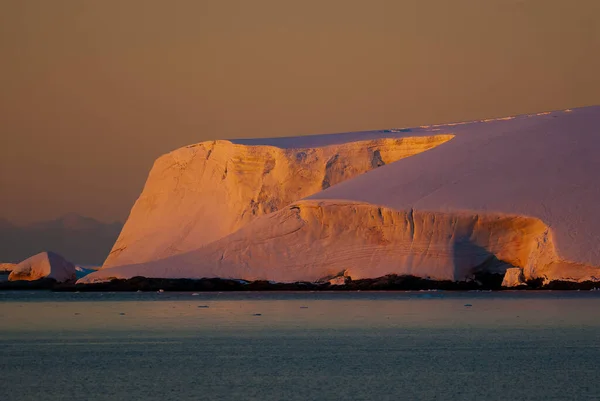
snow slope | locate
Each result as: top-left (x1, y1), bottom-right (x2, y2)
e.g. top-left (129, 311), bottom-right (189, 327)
top-left (82, 106), bottom-right (600, 284)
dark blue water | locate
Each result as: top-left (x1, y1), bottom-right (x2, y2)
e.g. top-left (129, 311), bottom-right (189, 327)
top-left (2, 291), bottom-right (600, 400)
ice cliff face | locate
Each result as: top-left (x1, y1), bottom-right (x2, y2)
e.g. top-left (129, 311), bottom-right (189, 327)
top-left (84, 201), bottom-right (555, 282)
top-left (82, 106), bottom-right (600, 284)
top-left (104, 136), bottom-right (452, 268)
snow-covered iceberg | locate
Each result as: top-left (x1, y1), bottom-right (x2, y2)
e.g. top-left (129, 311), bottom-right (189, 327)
top-left (80, 106), bottom-right (600, 285)
top-left (9, 252), bottom-right (76, 282)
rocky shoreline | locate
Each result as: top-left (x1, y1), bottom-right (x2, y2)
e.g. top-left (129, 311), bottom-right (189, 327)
top-left (2, 273), bottom-right (600, 292)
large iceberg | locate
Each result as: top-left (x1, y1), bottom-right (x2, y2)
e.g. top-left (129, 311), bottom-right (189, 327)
top-left (80, 106), bottom-right (600, 284)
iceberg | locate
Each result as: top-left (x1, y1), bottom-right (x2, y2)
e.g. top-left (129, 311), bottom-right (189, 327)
top-left (80, 106), bottom-right (600, 285)
top-left (9, 252), bottom-right (76, 283)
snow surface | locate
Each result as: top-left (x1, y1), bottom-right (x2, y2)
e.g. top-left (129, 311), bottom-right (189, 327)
top-left (9, 252), bottom-right (76, 282)
top-left (81, 106), bottom-right (600, 284)
top-left (309, 107), bottom-right (600, 267)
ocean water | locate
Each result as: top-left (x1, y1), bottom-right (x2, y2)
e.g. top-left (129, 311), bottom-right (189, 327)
top-left (2, 291), bottom-right (600, 401)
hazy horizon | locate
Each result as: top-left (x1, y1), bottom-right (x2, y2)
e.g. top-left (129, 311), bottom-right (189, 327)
top-left (2, 0), bottom-right (599, 224)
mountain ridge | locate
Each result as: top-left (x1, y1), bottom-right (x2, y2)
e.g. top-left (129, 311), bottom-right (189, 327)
top-left (0, 215), bottom-right (122, 265)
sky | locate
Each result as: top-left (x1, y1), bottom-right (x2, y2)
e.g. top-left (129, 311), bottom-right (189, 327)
top-left (1, 0), bottom-right (599, 225)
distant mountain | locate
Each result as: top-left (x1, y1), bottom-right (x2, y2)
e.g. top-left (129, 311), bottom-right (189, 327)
top-left (28, 213), bottom-right (109, 231)
top-left (0, 215), bottom-right (122, 265)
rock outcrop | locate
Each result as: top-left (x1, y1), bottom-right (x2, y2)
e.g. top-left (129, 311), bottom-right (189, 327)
top-left (81, 106), bottom-right (600, 284)
top-left (9, 252), bottom-right (76, 282)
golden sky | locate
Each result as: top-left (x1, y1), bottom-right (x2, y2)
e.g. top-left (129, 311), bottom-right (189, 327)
top-left (1, 0), bottom-right (599, 224)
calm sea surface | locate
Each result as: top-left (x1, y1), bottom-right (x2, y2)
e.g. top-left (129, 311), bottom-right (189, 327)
top-left (2, 291), bottom-right (600, 401)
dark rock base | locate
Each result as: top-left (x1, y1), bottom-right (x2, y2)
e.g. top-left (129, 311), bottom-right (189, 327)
top-left (2, 274), bottom-right (600, 292)
top-left (0, 278), bottom-right (59, 290)
top-left (53, 274), bottom-right (505, 292)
